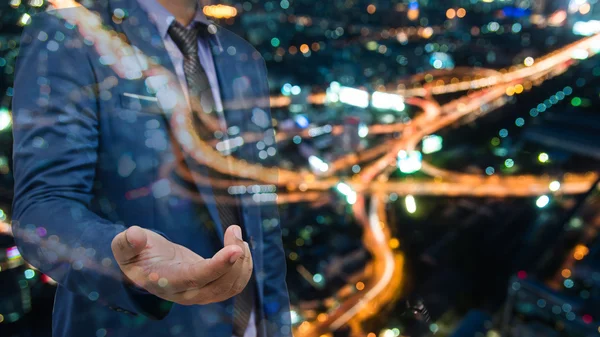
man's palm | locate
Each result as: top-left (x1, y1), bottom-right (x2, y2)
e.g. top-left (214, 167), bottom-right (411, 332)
top-left (111, 225), bottom-right (253, 305)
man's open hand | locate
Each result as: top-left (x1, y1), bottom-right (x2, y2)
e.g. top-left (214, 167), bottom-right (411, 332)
top-left (111, 225), bottom-right (253, 305)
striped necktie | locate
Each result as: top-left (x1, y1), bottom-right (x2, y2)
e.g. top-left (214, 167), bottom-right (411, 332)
top-left (168, 20), bottom-right (256, 337)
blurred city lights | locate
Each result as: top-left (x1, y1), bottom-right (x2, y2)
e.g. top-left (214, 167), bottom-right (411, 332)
top-left (7, 246), bottom-right (21, 260)
top-left (536, 195), bottom-right (550, 208)
top-left (569, 0), bottom-right (589, 13)
top-left (548, 10), bottom-right (567, 27)
top-left (422, 135), bottom-right (443, 154)
top-left (294, 115), bottom-right (310, 128)
top-left (512, 23), bottom-right (522, 33)
top-left (429, 52), bottom-right (455, 70)
top-left (405, 195), bottom-right (417, 214)
top-left (18, 13), bottom-right (31, 26)
top-left (0, 108), bottom-right (12, 131)
top-left (515, 118), bottom-right (525, 127)
top-left (572, 48), bottom-right (590, 60)
top-left (313, 273), bottom-right (324, 284)
top-left (488, 22), bottom-right (500, 32)
top-left (335, 182), bottom-right (357, 205)
top-left (367, 4), bottom-right (376, 14)
top-left (574, 244), bottom-right (590, 260)
top-left (308, 156), bottom-right (329, 173)
top-left (5, 1), bottom-right (600, 335)
top-left (573, 20), bottom-right (600, 36)
top-left (290, 310), bottom-right (301, 324)
top-left (203, 4), bottom-right (238, 19)
top-left (407, 1), bottom-right (419, 20)
top-left (24, 269), bottom-right (35, 279)
top-left (358, 123), bottom-right (369, 138)
top-left (371, 91), bottom-right (405, 111)
top-left (339, 87), bottom-right (369, 108)
top-left (281, 83), bottom-right (292, 96)
top-left (524, 57), bottom-right (534, 67)
top-left (397, 150), bottom-right (422, 174)
top-left (380, 329), bottom-right (395, 337)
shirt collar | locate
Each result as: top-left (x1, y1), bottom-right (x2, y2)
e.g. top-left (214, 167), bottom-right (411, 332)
top-left (136, 0), bottom-right (213, 39)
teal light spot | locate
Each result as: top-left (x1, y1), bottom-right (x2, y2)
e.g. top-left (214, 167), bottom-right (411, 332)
top-left (24, 269), bottom-right (35, 279)
top-left (88, 291), bottom-right (99, 301)
top-left (537, 103), bottom-right (546, 112)
top-left (564, 278), bottom-right (574, 288)
top-left (515, 118), bottom-right (525, 127)
top-left (563, 86), bottom-right (573, 95)
top-left (313, 273), bottom-right (323, 283)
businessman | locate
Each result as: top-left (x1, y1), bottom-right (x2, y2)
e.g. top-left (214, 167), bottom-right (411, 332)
top-left (12, 0), bottom-right (292, 336)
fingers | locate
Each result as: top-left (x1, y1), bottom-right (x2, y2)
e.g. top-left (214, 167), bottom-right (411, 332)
top-left (229, 242), bottom-right (253, 297)
top-left (175, 242), bottom-right (253, 305)
top-left (111, 226), bottom-right (147, 265)
top-left (184, 244), bottom-right (244, 288)
top-left (224, 225), bottom-right (246, 255)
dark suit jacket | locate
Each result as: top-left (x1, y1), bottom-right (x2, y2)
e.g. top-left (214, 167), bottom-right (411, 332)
top-left (11, 1), bottom-right (291, 336)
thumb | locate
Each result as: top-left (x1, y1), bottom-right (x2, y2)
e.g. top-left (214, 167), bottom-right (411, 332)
top-left (111, 226), bottom-right (147, 264)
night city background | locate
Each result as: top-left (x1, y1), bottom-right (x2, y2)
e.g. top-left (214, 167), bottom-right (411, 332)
top-left (2, 0), bottom-right (600, 336)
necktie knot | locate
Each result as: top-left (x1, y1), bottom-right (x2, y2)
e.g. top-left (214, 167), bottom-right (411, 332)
top-left (168, 21), bottom-right (203, 57)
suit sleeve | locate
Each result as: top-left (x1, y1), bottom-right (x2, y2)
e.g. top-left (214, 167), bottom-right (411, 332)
top-left (254, 58), bottom-right (293, 337)
top-left (11, 10), bottom-right (171, 320)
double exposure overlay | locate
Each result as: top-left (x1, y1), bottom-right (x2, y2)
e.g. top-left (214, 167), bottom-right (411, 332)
top-left (1, 1), bottom-right (600, 337)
